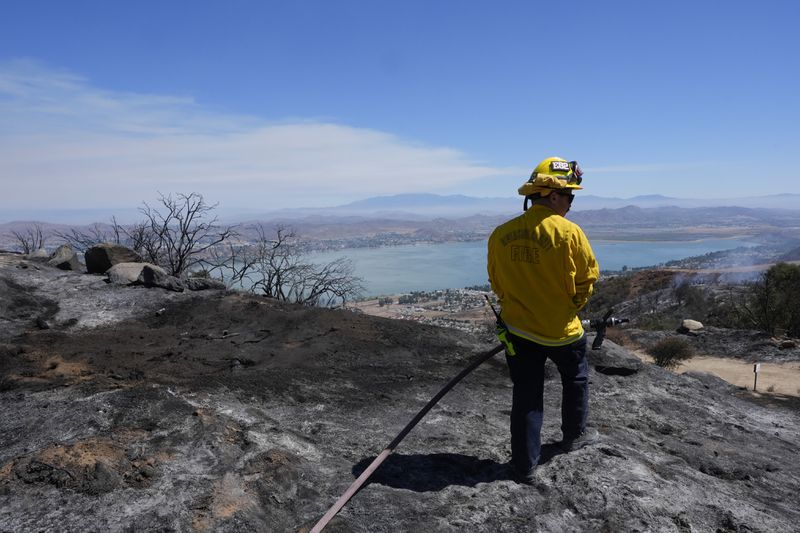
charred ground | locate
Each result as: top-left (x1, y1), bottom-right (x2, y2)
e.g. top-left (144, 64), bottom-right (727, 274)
top-left (1, 253), bottom-right (799, 532)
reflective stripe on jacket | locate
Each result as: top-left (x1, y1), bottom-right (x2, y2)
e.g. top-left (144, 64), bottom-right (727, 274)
top-left (487, 204), bottom-right (599, 346)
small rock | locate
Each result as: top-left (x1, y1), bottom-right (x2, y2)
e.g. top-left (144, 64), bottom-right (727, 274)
top-left (139, 464), bottom-right (155, 479)
top-left (88, 462), bottom-right (122, 494)
top-left (47, 244), bottom-right (82, 271)
top-left (779, 339), bottom-right (797, 349)
top-left (677, 319), bottom-right (704, 334)
top-left (25, 248), bottom-right (49, 261)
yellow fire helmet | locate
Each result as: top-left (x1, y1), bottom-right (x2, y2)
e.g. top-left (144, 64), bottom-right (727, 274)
top-left (517, 156), bottom-right (584, 197)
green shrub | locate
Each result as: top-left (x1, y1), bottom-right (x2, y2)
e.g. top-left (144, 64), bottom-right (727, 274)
top-left (648, 337), bottom-right (695, 369)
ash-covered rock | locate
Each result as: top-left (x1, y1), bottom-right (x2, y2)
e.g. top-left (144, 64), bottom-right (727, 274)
top-left (84, 243), bottom-right (143, 274)
top-left (106, 262), bottom-right (154, 285)
top-left (46, 244), bottom-right (82, 271)
top-left (106, 262), bottom-right (185, 292)
top-left (586, 335), bottom-right (644, 375)
top-left (1, 253), bottom-right (799, 532)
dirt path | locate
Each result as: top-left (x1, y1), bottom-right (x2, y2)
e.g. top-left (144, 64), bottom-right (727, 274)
top-left (679, 357), bottom-right (800, 396)
top-left (632, 350), bottom-right (800, 397)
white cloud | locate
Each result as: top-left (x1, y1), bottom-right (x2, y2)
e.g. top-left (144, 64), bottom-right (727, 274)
top-left (0, 60), bottom-right (509, 210)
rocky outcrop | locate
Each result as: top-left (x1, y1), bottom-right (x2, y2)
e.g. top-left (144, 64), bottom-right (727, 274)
top-left (0, 253), bottom-right (191, 336)
top-left (105, 264), bottom-right (225, 292)
top-left (47, 244), bottom-right (82, 271)
top-left (107, 262), bottom-right (156, 285)
top-left (106, 262), bottom-right (185, 292)
top-left (587, 336), bottom-right (644, 375)
top-left (85, 243), bottom-right (143, 274)
top-left (137, 264), bottom-right (184, 292)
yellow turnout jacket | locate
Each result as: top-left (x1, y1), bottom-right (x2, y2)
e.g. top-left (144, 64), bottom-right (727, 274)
top-left (487, 204), bottom-right (599, 346)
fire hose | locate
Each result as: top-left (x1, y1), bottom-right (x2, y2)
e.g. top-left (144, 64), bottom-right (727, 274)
top-left (310, 311), bottom-right (626, 532)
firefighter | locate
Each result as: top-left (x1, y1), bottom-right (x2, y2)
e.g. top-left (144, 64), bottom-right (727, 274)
top-left (487, 156), bottom-right (600, 484)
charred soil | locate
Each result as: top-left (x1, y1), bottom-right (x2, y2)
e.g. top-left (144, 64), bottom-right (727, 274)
top-left (1, 254), bottom-right (799, 532)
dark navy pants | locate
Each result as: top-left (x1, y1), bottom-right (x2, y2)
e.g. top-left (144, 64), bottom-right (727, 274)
top-left (505, 334), bottom-right (589, 473)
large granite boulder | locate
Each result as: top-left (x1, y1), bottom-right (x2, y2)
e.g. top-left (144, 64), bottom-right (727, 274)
top-left (85, 244), bottom-right (143, 274)
top-left (47, 244), bottom-right (82, 271)
top-left (106, 263), bottom-right (184, 292)
top-left (107, 262), bottom-right (157, 285)
top-left (137, 265), bottom-right (184, 292)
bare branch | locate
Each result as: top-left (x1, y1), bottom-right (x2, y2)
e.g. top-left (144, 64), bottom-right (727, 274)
top-left (205, 223), bottom-right (363, 307)
top-left (10, 224), bottom-right (45, 254)
top-left (53, 222), bottom-right (120, 253)
top-left (137, 192), bottom-right (237, 276)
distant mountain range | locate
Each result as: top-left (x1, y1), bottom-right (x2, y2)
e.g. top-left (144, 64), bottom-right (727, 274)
top-left (340, 192), bottom-right (800, 212)
top-left (575, 193), bottom-right (800, 211)
top-left (4, 201), bottom-right (800, 254)
top-left (2, 193), bottom-right (798, 225)
top-left (236, 192), bottom-right (800, 221)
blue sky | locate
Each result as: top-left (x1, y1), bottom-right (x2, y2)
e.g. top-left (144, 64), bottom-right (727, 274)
top-left (1, 1), bottom-right (798, 212)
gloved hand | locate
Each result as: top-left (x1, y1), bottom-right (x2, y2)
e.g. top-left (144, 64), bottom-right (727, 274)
top-left (496, 323), bottom-right (517, 356)
top-left (484, 295), bottom-right (517, 355)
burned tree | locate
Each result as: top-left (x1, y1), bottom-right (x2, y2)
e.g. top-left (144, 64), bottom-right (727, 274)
top-left (139, 192), bottom-right (236, 277)
top-left (10, 223), bottom-right (46, 254)
top-left (205, 224), bottom-right (363, 308)
top-left (53, 217), bottom-right (125, 252)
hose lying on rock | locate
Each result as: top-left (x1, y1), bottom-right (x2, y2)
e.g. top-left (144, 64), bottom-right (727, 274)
top-left (310, 309), bottom-right (628, 531)
top-left (310, 343), bottom-right (505, 533)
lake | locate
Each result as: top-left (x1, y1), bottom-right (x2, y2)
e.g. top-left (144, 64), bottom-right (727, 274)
top-left (308, 237), bottom-right (759, 297)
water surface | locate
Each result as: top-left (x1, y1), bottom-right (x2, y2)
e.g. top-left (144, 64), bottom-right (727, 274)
top-left (308, 237), bottom-right (758, 297)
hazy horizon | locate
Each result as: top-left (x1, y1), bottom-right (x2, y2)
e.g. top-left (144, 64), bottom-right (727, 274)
top-left (2, 190), bottom-right (800, 225)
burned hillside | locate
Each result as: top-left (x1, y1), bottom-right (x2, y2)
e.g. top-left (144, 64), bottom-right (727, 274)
top-left (1, 253), bottom-right (799, 532)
